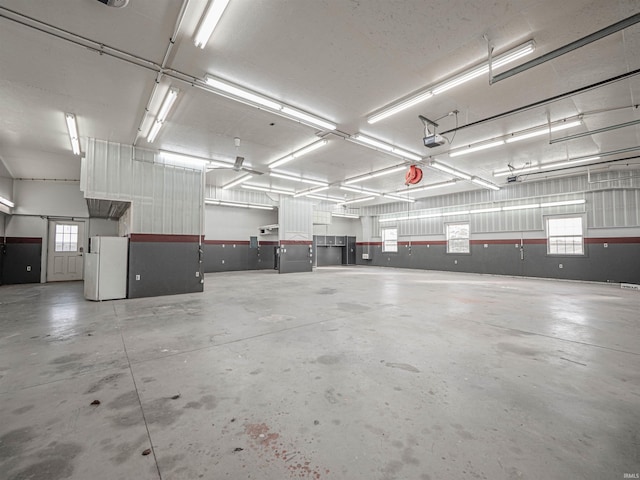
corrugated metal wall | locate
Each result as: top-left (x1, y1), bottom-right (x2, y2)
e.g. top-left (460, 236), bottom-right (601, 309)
top-left (361, 170), bottom-right (640, 238)
top-left (82, 138), bottom-right (203, 235)
top-left (279, 196), bottom-right (313, 241)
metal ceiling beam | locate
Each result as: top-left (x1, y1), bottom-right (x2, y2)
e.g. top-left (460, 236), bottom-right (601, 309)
top-left (549, 118), bottom-right (640, 144)
top-left (492, 13), bottom-right (640, 84)
top-left (439, 67), bottom-right (640, 136)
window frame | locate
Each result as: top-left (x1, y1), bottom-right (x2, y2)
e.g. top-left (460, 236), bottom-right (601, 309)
top-left (545, 214), bottom-right (586, 256)
top-left (446, 222), bottom-right (470, 254)
top-left (381, 227), bottom-right (398, 253)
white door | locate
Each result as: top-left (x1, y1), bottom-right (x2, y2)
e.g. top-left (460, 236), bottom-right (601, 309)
top-left (47, 221), bottom-right (85, 282)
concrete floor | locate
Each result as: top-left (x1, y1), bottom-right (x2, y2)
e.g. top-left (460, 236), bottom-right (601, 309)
top-left (0, 266), bottom-right (639, 480)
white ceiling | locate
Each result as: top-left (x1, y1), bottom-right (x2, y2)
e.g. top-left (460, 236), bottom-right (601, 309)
top-left (1, 0), bottom-right (639, 206)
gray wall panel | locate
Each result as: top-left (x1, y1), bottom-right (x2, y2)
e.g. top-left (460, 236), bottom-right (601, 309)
top-left (317, 246), bottom-right (343, 266)
top-left (128, 241), bottom-right (203, 298)
top-left (357, 241), bottom-right (640, 284)
top-left (1, 241), bottom-right (42, 284)
top-left (279, 244), bottom-right (312, 273)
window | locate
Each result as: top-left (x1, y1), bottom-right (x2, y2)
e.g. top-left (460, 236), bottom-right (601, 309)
top-left (382, 228), bottom-right (398, 252)
top-left (547, 216), bottom-right (584, 255)
top-left (55, 224), bottom-right (79, 252)
top-left (446, 223), bottom-right (469, 253)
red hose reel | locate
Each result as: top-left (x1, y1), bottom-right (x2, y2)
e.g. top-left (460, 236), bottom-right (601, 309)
top-left (405, 165), bottom-right (423, 185)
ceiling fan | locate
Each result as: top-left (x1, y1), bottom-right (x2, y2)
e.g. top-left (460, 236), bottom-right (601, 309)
top-left (206, 137), bottom-right (264, 175)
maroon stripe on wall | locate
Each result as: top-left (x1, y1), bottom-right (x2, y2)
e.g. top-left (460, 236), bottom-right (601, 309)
top-left (401, 241), bottom-right (447, 246)
top-left (356, 242), bottom-right (382, 246)
top-left (259, 241), bottom-right (279, 246)
top-left (130, 234), bottom-right (200, 243)
top-left (280, 240), bottom-right (312, 245)
top-left (4, 237), bottom-right (42, 244)
top-left (204, 240), bottom-right (250, 245)
top-left (585, 237), bottom-right (640, 244)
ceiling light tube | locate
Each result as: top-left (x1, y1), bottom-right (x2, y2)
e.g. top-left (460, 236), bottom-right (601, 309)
top-left (429, 161), bottom-right (472, 180)
top-left (383, 193), bottom-right (415, 203)
top-left (280, 107), bottom-right (336, 131)
top-left (205, 75), bottom-right (282, 110)
top-left (540, 199), bottom-right (586, 208)
top-left (469, 207), bottom-right (501, 214)
top-left (269, 139), bottom-right (328, 169)
top-left (339, 196), bottom-right (376, 205)
top-left (505, 120), bottom-right (582, 143)
top-left (146, 121), bottom-right (163, 143)
top-left (340, 186), bottom-right (381, 196)
top-left (433, 41), bottom-right (535, 95)
top-left (542, 156), bottom-right (601, 169)
top-left (471, 177), bottom-right (501, 191)
top-left (219, 201), bottom-right (247, 208)
top-left (345, 165), bottom-right (406, 185)
top-left (204, 198), bottom-right (221, 205)
top-left (194, 0), bottom-right (230, 49)
top-left (247, 204), bottom-right (275, 210)
top-left (449, 140), bottom-right (505, 158)
top-left (269, 171), bottom-right (328, 186)
top-left (306, 194), bottom-right (345, 203)
top-left (493, 166), bottom-right (540, 177)
top-left (0, 195), bottom-right (15, 208)
top-left (242, 184), bottom-right (295, 195)
top-left (367, 42), bottom-right (534, 124)
top-left (293, 186), bottom-right (330, 198)
top-left (65, 113), bottom-right (81, 155)
top-left (332, 212), bottom-right (360, 219)
top-left (352, 134), bottom-right (423, 161)
top-left (156, 88), bottom-right (179, 123)
top-left (502, 203), bottom-right (540, 211)
top-left (368, 91), bottom-right (434, 124)
top-left (222, 174), bottom-right (253, 189)
top-left (398, 180), bottom-right (458, 193)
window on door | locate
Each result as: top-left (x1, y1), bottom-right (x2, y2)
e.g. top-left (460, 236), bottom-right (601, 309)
top-left (55, 224), bottom-right (79, 252)
top-left (547, 216), bottom-right (584, 255)
top-left (446, 223), bottom-right (470, 253)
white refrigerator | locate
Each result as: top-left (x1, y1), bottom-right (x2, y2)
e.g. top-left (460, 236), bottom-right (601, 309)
top-left (84, 236), bottom-right (128, 301)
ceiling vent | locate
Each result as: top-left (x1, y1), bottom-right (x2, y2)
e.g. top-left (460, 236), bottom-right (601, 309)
top-left (96, 0), bottom-right (130, 8)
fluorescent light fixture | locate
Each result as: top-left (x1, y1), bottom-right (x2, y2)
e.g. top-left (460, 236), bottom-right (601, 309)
top-left (540, 199), bottom-right (586, 208)
top-left (205, 75), bottom-right (283, 110)
top-left (429, 161), bottom-right (472, 180)
top-left (194, 0), bottom-right (230, 48)
top-left (280, 107), bottom-right (336, 131)
top-left (383, 193), bottom-right (415, 203)
top-left (161, 151), bottom-right (229, 169)
top-left (398, 180), bottom-right (457, 193)
top-left (157, 88), bottom-right (179, 122)
top-left (65, 113), bottom-right (81, 155)
top-left (502, 203), bottom-right (540, 211)
top-left (542, 156), bottom-right (601, 169)
top-left (340, 186), bottom-right (381, 196)
top-left (269, 139), bottom-right (328, 169)
top-left (505, 120), bottom-right (582, 143)
top-left (368, 91), bottom-right (434, 124)
top-left (332, 212), bottom-right (360, 219)
top-left (351, 134), bottom-right (422, 161)
top-left (471, 177), bottom-right (500, 191)
top-left (146, 121), bottom-right (163, 143)
top-left (493, 165), bottom-right (540, 177)
top-left (205, 198), bottom-right (274, 210)
top-left (147, 88), bottom-right (179, 143)
top-left (293, 186), bottom-right (330, 198)
top-left (449, 140), bottom-right (505, 158)
top-left (345, 165), bottom-right (406, 185)
top-left (339, 196), bottom-right (376, 205)
top-left (222, 174), bottom-right (252, 189)
top-left (269, 171), bottom-right (328, 186)
top-left (242, 184), bottom-right (295, 196)
top-left (367, 40), bottom-right (534, 123)
top-left (306, 194), bottom-right (345, 203)
top-left (0, 195), bottom-right (15, 208)
top-left (469, 207), bottom-right (501, 214)
top-left (433, 41), bottom-right (535, 95)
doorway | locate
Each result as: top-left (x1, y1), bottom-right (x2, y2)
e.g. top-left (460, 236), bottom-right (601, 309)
top-left (47, 221), bottom-right (85, 282)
